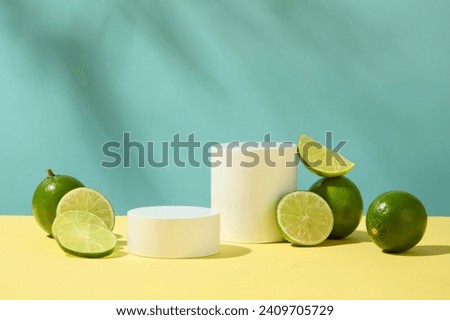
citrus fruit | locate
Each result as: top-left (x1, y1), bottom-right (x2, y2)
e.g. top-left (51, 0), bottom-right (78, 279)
top-left (366, 191), bottom-right (427, 253)
top-left (51, 210), bottom-right (108, 238)
top-left (56, 187), bottom-right (115, 230)
top-left (297, 134), bottom-right (354, 177)
top-left (32, 169), bottom-right (84, 235)
top-left (276, 191), bottom-right (334, 246)
top-left (309, 176), bottom-right (363, 239)
top-left (55, 222), bottom-right (117, 258)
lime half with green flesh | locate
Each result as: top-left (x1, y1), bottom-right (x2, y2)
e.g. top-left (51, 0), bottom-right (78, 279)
top-left (56, 187), bottom-right (115, 230)
top-left (52, 210), bottom-right (108, 238)
top-left (277, 191), bottom-right (334, 246)
top-left (55, 222), bottom-right (117, 258)
top-left (298, 134), bottom-right (354, 178)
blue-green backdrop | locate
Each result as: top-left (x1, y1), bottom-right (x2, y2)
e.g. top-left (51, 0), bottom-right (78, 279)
top-left (1, 0), bottom-right (449, 216)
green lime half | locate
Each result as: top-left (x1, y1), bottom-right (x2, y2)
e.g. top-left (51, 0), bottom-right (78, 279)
top-left (277, 191), bottom-right (334, 246)
top-left (55, 223), bottom-right (117, 258)
top-left (52, 210), bottom-right (108, 238)
top-left (298, 134), bottom-right (354, 177)
top-left (56, 187), bottom-right (115, 230)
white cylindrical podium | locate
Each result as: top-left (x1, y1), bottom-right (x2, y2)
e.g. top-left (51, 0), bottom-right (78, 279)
top-left (211, 142), bottom-right (298, 243)
top-left (127, 206), bottom-right (220, 258)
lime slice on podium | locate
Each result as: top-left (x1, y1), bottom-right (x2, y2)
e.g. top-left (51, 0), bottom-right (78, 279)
top-left (52, 210), bottom-right (108, 238)
top-left (277, 191), bottom-right (333, 246)
top-left (55, 223), bottom-right (117, 258)
top-left (298, 134), bottom-right (354, 177)
top-left (56, 187), bottom-right (115, 230)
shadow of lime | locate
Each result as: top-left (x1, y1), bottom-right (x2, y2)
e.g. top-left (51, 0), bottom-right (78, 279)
top-left (105, 238), bottom-right (128, 259)
top-left (323, 230), bottom-right (371, 246)
top-left (385, 245), bottom-right (450, 257)
top-left (290, 230), bottom-right (371, 248)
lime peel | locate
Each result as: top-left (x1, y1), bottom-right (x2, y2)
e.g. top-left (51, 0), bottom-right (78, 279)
top-left (32, 169), bottom-right (84, 235)
top-left (366, 191), bottom-right (427, 253)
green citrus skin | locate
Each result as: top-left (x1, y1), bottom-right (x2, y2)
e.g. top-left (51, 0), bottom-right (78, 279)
top-left (32, 169), bottom-right (84, 235)
top-left (366, 191), bottom-right (427, 253)
top-left (309, 176), bottom-right (363, 239)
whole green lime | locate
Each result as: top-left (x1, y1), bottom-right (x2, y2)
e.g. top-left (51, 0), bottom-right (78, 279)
top-left (32, 169), bottom-right (84, 235)
top-left (309, 176), bottom-right (363, 239)
top-left (366, 191), bottom-right (427, 253)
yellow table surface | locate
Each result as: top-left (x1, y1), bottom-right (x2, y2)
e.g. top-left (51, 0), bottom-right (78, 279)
top-left (1, 215), bottom-right (449, 300)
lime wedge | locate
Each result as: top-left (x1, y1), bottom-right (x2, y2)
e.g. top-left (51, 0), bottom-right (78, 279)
top-left (56, 187), bottom-right (115, 230)
top-left (52, 210), bottom-right (108, 238)
top-left (298, 134), bottom-right (354, 177)
top-left (55, 223), bottom-right (117, 258)
top-left (277, 191), bottom-right (333, 246)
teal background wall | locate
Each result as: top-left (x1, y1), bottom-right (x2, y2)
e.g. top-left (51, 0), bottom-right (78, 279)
top-left (1, 0), bottom-right (449, 216)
